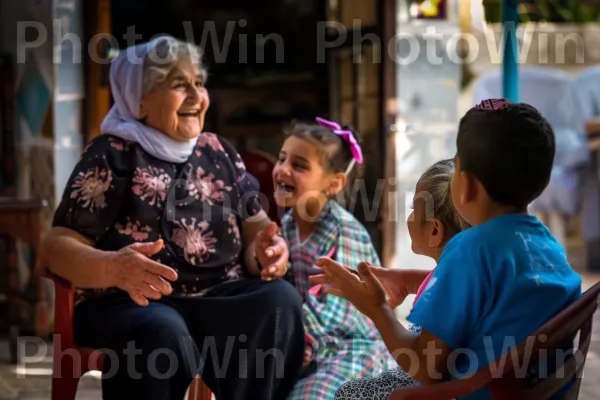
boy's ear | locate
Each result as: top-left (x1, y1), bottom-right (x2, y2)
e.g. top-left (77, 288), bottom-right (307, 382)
top-left (328, 172), bottom-right (347, 196)
top-left (459, 171), bottom-right (477, 205)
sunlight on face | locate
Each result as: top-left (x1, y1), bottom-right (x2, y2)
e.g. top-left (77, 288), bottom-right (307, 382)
top-left (407, 181), bottom-right (436, 257)
top-left (272, 136), bottom-right (333, 217)
top-left (140, 59), bottom-right (210, 142)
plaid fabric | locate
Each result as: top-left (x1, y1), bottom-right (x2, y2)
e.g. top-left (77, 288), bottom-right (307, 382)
top-left (282, 201), bottom-right (397, 400)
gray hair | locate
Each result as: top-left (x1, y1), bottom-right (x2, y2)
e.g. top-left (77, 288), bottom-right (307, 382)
top-left (142, 36), bottom-right (207, 95)
top-left (417, 158), bottom-right (470, 233)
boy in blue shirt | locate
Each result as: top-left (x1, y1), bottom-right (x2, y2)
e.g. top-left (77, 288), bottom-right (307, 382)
top-left (311, 99), bottom-right (583, 399)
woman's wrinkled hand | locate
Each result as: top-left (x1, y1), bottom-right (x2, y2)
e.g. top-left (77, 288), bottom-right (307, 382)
top-left (107, 239), bottom-right (178, 306)
top-left (255, 222), bottom-right (289, 281)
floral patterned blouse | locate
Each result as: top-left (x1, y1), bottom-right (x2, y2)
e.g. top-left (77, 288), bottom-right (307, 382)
top-left (52, 133), bottom-right (262, 304)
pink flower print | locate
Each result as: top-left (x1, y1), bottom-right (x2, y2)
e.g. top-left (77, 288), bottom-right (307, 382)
top-left (197, 133), bottom-right (224, 152)
top-left (235, 160), bottom-right (246, 171)
top-left (226, 264), bottom-right (243, 280)
top-left (70, 167), bottom-right (113, 212)
top-left (195, 150), bottom-right (202, 157)
top-left (131, 166), bottom-right (171, 207)
top-left (187, 167), bottom-right (232, 204)
top-left (172, 217), bottom-right (217, 264)
top-left (227, 214), bottom-right (241, 245)
top-left (115, 218), bottom-right (152, 241)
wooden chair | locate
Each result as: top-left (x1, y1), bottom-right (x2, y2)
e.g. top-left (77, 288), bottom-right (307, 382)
top-left (45, 272), bottom-right (212, 400)
top-left (389, 282), bottom-right (600, 399)
top-left (239, 149), bottom-right (281, 224)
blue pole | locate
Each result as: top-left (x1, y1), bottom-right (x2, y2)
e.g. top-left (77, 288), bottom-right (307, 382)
top-left (502, 0), bottom-right (520, 102)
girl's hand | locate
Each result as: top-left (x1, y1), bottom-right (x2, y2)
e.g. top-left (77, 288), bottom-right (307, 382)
top-left (309, 258), bottom-right (389, 319)
top-left (367, 266), bottom-right (411, 309)
top-left (107, 239), bottom-right (178, 306)
top-left (255, 222), bottom-right (289, 281)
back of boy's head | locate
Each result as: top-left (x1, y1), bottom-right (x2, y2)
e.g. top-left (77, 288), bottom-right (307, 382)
top-left (285, 120), bottom-right (364, 181)
top-left (457, 99), bottom-right (555, 210)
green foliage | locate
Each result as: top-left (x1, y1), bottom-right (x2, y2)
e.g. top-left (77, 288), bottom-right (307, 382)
top-left (482, 0), bottom-right (600, 24)
top-left (548, 0), bottom-right (600, 23)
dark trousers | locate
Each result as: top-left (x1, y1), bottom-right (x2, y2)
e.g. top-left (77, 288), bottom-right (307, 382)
top-left (74, 278), bottom-right (305, 400)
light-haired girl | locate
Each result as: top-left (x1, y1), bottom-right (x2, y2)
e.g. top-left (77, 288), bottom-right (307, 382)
top-left (332, 158), bottom-right (471, 399)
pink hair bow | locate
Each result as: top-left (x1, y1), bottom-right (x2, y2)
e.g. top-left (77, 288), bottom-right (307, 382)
top-left (315, 117), bottom-right (363, 165)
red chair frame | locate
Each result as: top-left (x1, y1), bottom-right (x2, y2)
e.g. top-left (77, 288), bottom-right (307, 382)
top-left (389, 282), bottom-right (600, 399)
top-left (45, 272), bottom-right (212, 400)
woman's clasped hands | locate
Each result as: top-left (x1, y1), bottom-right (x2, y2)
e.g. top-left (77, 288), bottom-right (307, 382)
top-left (254, 222), bottom-right (289, 281)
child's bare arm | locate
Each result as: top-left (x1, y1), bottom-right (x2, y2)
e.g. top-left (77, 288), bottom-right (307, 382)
top-left (370, 268), bottom-right (432, 294)
top-left (585, 117), bottom-right (600, 136)
top-left (367, 267), bottom-right (432, 308)
top-left (370, 306), bottom-right (453, 384)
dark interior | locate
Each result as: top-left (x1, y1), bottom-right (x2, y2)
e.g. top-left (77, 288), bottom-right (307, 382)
top-left (110, 0), bottom-right (328, 152)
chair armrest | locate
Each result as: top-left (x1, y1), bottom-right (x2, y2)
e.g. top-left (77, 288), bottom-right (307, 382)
top-left (43, 272), bottom-right (75, 347)
top-left (45, 271), bottom-right (73, 291)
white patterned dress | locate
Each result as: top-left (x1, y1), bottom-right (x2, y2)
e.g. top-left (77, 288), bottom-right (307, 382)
top-left (333, 323), bottom-right (421, 399)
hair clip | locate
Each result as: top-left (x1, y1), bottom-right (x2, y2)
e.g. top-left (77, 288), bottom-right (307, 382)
top-left (315, 117), bottom-right (363, 174)
top-left (476, 98), bottom-right (512, 111)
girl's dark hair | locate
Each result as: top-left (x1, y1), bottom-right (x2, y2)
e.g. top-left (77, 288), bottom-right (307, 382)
top-left (284, 120), bottom-right (364, 181)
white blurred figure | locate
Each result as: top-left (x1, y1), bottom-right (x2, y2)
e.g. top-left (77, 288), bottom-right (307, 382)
top-left (473, 66), bottom-right (591, 248)
top-left (571, 66), bottom-right (600, 272)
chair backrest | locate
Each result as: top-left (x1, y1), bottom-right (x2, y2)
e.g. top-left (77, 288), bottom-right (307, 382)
top-left (238, 149), bottom-right (281, 224)
top-left (390, 281), bottom-right (600, 400)
top-left (486, 281), bottom-right (599, 399)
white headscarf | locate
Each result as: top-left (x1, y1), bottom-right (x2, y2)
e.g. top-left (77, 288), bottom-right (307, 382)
top-left (100, 35), bottom-right (198, 163)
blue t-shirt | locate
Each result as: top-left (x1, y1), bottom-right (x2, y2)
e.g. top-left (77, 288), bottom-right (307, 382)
top-left (407, 213), bottom-right (582, 400)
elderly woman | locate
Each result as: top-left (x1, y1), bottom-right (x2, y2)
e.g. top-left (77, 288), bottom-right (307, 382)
top-left (42, 36), bottom-right (304, 400)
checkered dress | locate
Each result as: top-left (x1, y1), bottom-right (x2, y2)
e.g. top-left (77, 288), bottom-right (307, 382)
top-left (282, 201), bottom-right (397, 400)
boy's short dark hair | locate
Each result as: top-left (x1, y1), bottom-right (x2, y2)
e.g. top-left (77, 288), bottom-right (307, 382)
top-left (457, 99), bottom-right (555, 210)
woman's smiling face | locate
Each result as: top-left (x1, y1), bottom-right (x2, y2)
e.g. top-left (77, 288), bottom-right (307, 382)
top-left (139, 58), bottom-right (210, 142)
